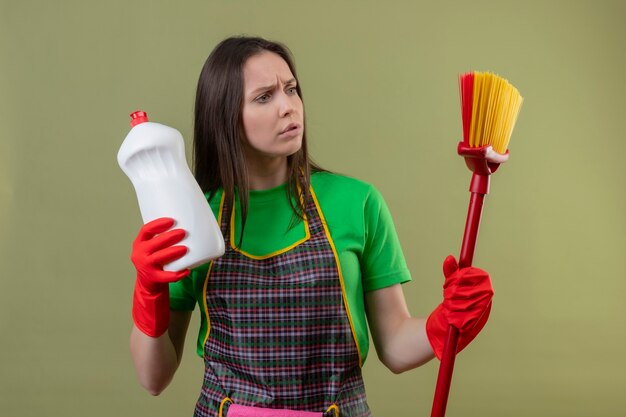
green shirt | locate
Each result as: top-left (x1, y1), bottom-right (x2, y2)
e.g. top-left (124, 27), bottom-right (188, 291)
top-left (170, 171), bottom-right (412, 364)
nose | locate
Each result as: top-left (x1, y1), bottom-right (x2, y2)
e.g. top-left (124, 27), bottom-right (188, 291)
top-left (278, 91), bottom-right (296, 118)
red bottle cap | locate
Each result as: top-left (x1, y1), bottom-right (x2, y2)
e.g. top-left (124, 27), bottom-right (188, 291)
top-left (130, 110), bottom-right (149, 127)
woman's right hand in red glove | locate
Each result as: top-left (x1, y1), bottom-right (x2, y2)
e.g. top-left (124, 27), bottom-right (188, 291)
top-left (131, 217), bottom-right (190, 337)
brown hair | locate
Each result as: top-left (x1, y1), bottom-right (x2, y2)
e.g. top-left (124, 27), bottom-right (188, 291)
top-left (193, 36), bottom-right (323, 244)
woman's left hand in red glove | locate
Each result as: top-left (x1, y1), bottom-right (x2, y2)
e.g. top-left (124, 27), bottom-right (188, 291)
top-left (426, 255), bottom-right (494, 360)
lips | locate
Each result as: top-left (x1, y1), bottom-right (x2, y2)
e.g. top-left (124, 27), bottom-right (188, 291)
top-left (279, 123), bottom-right (300, 134)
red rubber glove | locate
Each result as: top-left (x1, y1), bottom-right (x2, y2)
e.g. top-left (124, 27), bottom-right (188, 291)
top-left (426, 255), bottom-right (494, 360)
top-left (131, 217), bottom-right (190, 337)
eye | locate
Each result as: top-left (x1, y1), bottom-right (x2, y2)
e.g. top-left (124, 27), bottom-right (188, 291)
top-left (286, 86), bottom-right (298, 95)
top-left (255, 93), bottom-right (271, 103)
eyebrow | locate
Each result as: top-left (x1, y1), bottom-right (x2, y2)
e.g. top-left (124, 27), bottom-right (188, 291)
top-left (249, 78), bottom-right (297, 96)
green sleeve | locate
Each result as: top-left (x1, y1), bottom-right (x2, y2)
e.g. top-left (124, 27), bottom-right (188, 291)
top-left (360, 185), bottom-right (412, 292)
top-left (169, 273), bottom-right (197, 311)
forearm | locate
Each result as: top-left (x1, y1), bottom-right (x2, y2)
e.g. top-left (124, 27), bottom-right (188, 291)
top-left (366, 285), bottom-right (436, 374)
top-left (129, 310), bottom-right (191, 395)
top-left (377, 317), bottom-right (435, 374)
top-left (130, 325), bottom-right (179, 395)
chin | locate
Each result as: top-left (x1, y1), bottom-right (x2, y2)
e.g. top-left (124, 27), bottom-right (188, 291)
top-left (282, 137), bottom-right (303, 157)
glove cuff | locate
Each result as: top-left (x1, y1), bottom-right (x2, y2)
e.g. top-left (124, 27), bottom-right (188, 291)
top-left (426, 304), bottom-right (448, 360)
top-left (132, 276), bottom-right (170, 338)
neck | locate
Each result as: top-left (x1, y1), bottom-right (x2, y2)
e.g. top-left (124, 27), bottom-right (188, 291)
top-left (246, 155), bottom-right (289, 190)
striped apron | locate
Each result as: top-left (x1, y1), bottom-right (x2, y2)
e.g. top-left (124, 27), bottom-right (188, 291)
top-left (193, 187), bottom-right (371, 417)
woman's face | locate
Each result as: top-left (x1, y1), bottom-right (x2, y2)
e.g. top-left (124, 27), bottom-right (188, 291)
top-left (241, 51), bottom-right (304, 163)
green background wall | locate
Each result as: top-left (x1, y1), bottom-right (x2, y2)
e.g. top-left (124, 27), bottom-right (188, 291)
top-left (1, 1), bottom-right (625, 416)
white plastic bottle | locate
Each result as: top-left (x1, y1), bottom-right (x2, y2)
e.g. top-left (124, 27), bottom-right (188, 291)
top-left (117, 110), bottom-right (225, 271)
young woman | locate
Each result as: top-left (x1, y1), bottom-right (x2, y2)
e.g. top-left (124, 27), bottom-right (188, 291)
top-left (128, 36), bottom-right (493, 417)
